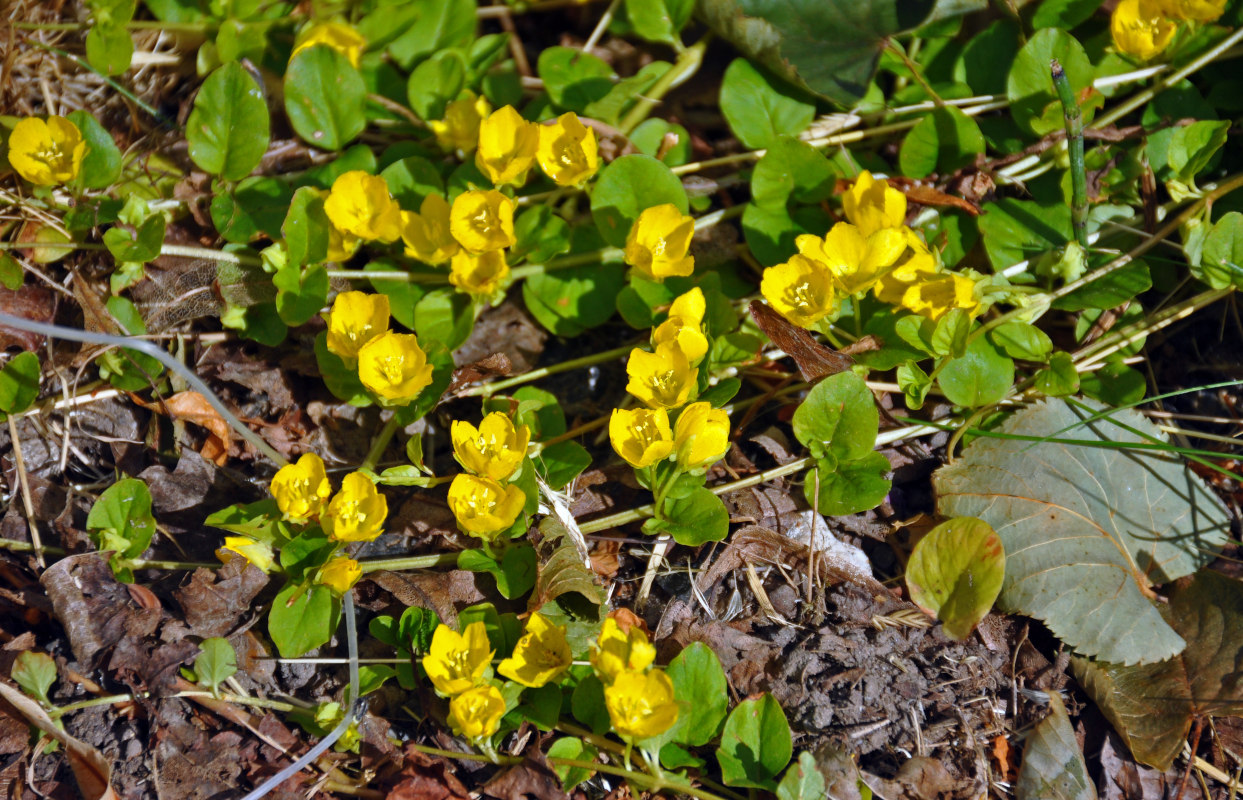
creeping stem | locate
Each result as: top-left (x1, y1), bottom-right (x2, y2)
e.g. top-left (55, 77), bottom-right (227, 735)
top-left (1052, 58), bottom-right (1088, 249)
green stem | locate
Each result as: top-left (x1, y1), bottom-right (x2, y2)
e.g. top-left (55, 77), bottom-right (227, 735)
top-left (887, 41), bottom-right (945, 109)
top-left (356, 552), bottom-right (460, 574)
top-left (50, 694), bottom-right (136, 716)
top-left (617, 35), bottom-right (711, 136)
top-left (360, 415), bottom-right (403, 472)
top-left (460, 343), bottom-right (635, 398)
top-left (128, 558), bottom-right (220, 570)
top-left (1052, 58), bottom-right (1087, 249)
top-left (160, 243), bottom-right (262, 266)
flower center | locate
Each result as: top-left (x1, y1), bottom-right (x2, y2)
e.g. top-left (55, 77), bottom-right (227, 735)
top-left (379, 354), bottom-right (407, 383)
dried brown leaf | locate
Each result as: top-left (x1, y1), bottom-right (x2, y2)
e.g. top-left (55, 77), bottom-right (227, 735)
top-left (749, 301), bottom-right (853, 382)
top-left (129, 390), bottom-right (232, 465)
top-left (0, 681), bottom-right (118, 800)
top-left (174, 560), bottom-right (268, 638)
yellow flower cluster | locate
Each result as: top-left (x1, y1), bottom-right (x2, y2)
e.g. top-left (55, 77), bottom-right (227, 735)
top-left (324, 291), bottom-right (436, 406)
top-left (760, 171), bottom-right (982, 327)
top-left (611, 288), bottom-right (730, 473)
top-left (422, 621), bottom-right (505, 739)
top-left (1111, 0), bottom-right (1226, 60)
top-left (6, 116), bottom-right (86, 186)
top-left (591, 618), bottom-right (678, 742)
top-left (447, 412), bottom-right (529, 541)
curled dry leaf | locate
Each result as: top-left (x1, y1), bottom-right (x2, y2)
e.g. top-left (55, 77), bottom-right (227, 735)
top-left (129, 390), bottom-right (233, 465)
top-left (0, 681), bottom-right (118, 800)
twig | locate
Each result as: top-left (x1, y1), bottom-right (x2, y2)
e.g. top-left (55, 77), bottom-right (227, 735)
top-left (6, 415), bottom-right (44, 569)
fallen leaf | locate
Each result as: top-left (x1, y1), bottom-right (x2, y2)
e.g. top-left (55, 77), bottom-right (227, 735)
top-left (1015, 692), bottom-right (1096, 800)
top-left (529, 517), bottom-right (605, 613)
top-left (386, 746), bottom-right (471, 800)
top-left (0, 283), bottom-right (56, 351)
top-left (40, 554), bottom-right (161, 665)
top-left (884, 177), bottom-right (983, 216)
top-left (449, 353), bottom-right (513, 394)
top-left (0, 681), bottom-right (118, 800)
top-left (129, 390), bottom-right (233, 465)
top-left (174, 560), bottom-right (269, 638)
top-left (481, 750), bottom-right (568, 800)
top-left (749, 301), bottom-right (853, 382)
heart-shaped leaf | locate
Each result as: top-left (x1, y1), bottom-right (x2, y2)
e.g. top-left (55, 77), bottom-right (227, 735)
top-left (906, 516), bottom-right (1004, 640)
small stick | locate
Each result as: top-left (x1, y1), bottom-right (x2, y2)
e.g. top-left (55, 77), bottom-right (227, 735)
top-left (1052, 58), bottom-right (1088, 249)
top-left (6, 416), bottom-right (45, 569)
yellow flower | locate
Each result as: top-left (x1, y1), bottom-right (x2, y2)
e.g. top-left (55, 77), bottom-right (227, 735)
top-left (475, 106), bottom-right (538, 187)
top-left (449, 190), bottom-right (516, 253)
top-left (609, 407), bottom-right (674, 469)
top-left (536, 112), bottom-right (599, 186)
top-left (448, 685), bottom-right (506, 740)
top-left (356, 332), bottom-right (435, 405)
top-left (901, 272), bottom-right (983, 321)
top-left (451, 413), bottom-right (530, 481)
top-left (291, 21), bottom-right (367, 67)
top-left (1161, 0), bottom-right (1226, 21)
top-left (625, 343), bottom-right (697, 409)
top-left (447, 474), bottom-right (526, 538)
top-left (497, 613), bottom-right (571, 688)
top-left (651, 288), bottom-right (709, 365)
top-left (674, 402), bottom-right (730, 472)
top-left (317, 557), bottom-right (362, 594)
top-left (605, 669), bottom-right (678, 742)
top-left (1112, 0), bottom-right (1177, 60)
top-left (873, 230), bottom-right (940, 306)
top-left (429, 92), bottom-right (491, 154)
top-left (324, 171), bottom-right (402, 243)
top-left (423, 621), bottom-right (494, 696)
top-left (325, 291), bottom-right (390, 360)
top-left (270, 452), bottom-right (332, 522)
top-left (326, 218), bottom-right (362, 263)
top-left (624, 204), bottom-right (695, 281)
top-left (591, 617), bottom-right (656, 684)
top-left (449, 250), bottom-right (510, 297)
top-left (216, 536), bottom-right (275, 573)
top-left (400, 193), bottom-right (459, 266)
top-left (7, 116), bottom-right (86, 186)
top-left (760, 255), bottom-right (838, 329)
top-left (796, 222), bottom-right (907, 297)
top-left (323, 472), bottom-right (388, 543)
top-left (841, 171), bottom-right (906, 237)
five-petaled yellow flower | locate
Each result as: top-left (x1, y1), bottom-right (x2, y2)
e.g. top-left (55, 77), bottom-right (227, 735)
top-left (841, 171), bottom-right (906, 237)
top-left (449, 190), bottom-right (516, 253)
top-left (591, 617), bottom-right (656, 684)
top-left (323, 472), bottom-right (388, 543)
top-left (651, 288), bottom-right (709, 365)
top-left (216, 536), bottom-right (275, 573)
top-left (400, 193), bottom-right (459, 265)
top-left (497, 613), bottom-right (571, 688)
top-left (901, 272), bottom-right (983, 321)
top-left (624, 204), bottom-right (695, 281)
top-left (475, 106), bottom-right (538, 187)
top-left (423, 621), bottom-right (493, 696)
top-left (290, 21), bottom-right (367, 67)
top-left (674, 402), bottom-right (730, 472)
top-left (873, 230), bottom-right (940, 306)
top-left (325, 291), bottom-right (390, 360)
top-left (606, 669), bottom-right (679, 741)
top-left (451, 412), bottom-right (530, 481)
top-left (324, 171), bottom-right (402, 243)
top-left (270, 452), bottom-right (332, 522)
top-left (625, 343), bottom-right (697, 409)
top-left (760, 254), bottom-right (838, 329)
top-left (447, 474), bottom-right (526, 538)
top-left (357, 332), bottom-right (435, 405)
top-left (430, 92), bottom-right (491, 154)
top-left (448, 685), bottom-right (506, 740)
top-left (449, 250), bottom-right (510, 297)
top-left (1112, 0), bottom-right (1178, 60)
top-left (7, 116), bottom-right (86, 186)
top-left (318, 556), bottom-right (362, 594)
top-left (1162, 0), bottom-right (1227, 22)
top-left (796, 222), bottom-right (907, 297)
top-left (537, 112), bottom-right (599, 186)
top-left (609, 407), bottom-right (674, 469)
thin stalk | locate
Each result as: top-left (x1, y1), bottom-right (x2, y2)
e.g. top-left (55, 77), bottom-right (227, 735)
top-left (617, 35), bottom-right (710, 136)
top-left (460, 343), bottom-right (634, 398)
top-left (356, 552), bottom-right (459, 574)
top-left (360, 415), bottom-right (402, 472)
top-left (160, 243), bottom-right (262, 266)
top-left (887, 41), bottom-right (946, 109)
top-left (1052, 58), bottom-right (1087, 249)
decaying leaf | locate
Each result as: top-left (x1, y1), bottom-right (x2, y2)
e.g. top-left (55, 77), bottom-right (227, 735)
top-left (1015, 692), bottom-right (1096, 800)
top-left (935, 398), bottom-right (1230, 665)
top-left (129, 390), bottom-right (233, 465)
top-left (0, 681), bottom-right (118, 800)
top-left (749, 300), bottom-right (854, 381)
top-left (530, 517), bottom-right (605, 612)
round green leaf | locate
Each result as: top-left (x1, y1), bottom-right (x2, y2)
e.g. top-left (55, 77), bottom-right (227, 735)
top-left (407, 50), bottom-right (467, 121)
top-left (905, 516), bottom-right (1004, 640)
top-left (1034, 351), bottom-right (1080, 397)
top-left (187, 61), bottom-right (270, 180)
top-left (660, 487), bottom-right (729, 546)
top-left (67, 111), bottom-right (122, 190)
top-left (523, 263), bottom-right (626, 335)
top-left (936, 333), bottom-right (1014, 408)
top-left (590, 155), bottom-right (688, 247)
top-left (282, 186), bottom-right (330, 267)
top-left (791, 371), bottom-right (878, 462)
top-left (1198, 211), bottom-right (1243, 290)
top-left (1006, 28), bottom-right (1093, 136)
top-left (86, 478), bottom-right (156, 562)
top-left (366, 260), bottom-right (427, 330)
top-left (284, 46), bottom-right (366, 151)
top-left (380, 156), bottom-right (444, 209)
top-left (274, 263), bottom-right (328, 327)
top-left (269, 583), bottom-right (338, 658)
top-left (666, 642), bottom-right (728, 746)
top-left (751, 137), bottom-right (838, 208)
top-left (537, 46), bottom-right (615, 112)
top-left (86, 23), bottom-right (133, 76)
top-left (314, 331), bottom-right (372, 407)
top-left (898, 106), bottom-right (985, 179)
top-left (719, 58), bottom-right (814, 150)
top-left (629, 118), bottom-right (692, 166)
top-left (804, 451), bottom-right (892, 516)
top-left (210, 176), bottom-right (292, 244)
top-left (194, 637), bottom-right (239, 693)
top-left (0, 352), bottom-right (40, 417)
top-left (413, 289), bottom-right (474, 351)
top-left (990, 320), bottom-right (1052, 362)
top-left (716, 693), bottom-right (792, 790)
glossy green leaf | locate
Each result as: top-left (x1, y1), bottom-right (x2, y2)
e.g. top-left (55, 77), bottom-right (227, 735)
top-left (187, 61), bottom-right (270, 180)
top-left (86, 478), bottom-right (156, 580)
top-left (314, 331), bottom-right (372, 407)
top-left (0, 352), bottom-right (40, 416)
top-left (1079, 359), bottom-right (1145, 406)
top-left (67, 111), bottom-right (122, 190)
top-left (537, 46), bottom-right (615, 112)
top-left (283, 186), bottom-right (330, 267)
top-left (11, 651), bottom-right (56, 707)
top-left (514, 206), bottom-right (572, 264)
top-left (591, 155), bottom-right (688, 248)
top-left (777, 752), bottom-right (829, 800)
top-left (269, 583), bottom-right (338, 658)
top-left (936, 334), bottom-right (1014, 408)
top-left (751, 137), bottom-right (838, 208)
top-left (717, 693), bottom-right (793, 790)
top-left (273, 262), bottom-right (328, 327)
top-left (1006, 28), bottom-right (1094, 136)
top-left (792, 371), bottom-right (878, 462)
top-left (656, 487), bottom-right (729, 546)
top-left (285, 46), bottom-right (366, 151)
top-left (1052, 261), bottom-right (1151, 311)
top-left (413, 289), bottom-right (474, 351)
top-left (1034, 352), bottom-right (1080, 397)
top-left (629, 118), bottom-right (693, 166)
top-left (624, 0), bottom-right (695, 45)
top-left (548, 737), bottom-right (598, 792)
top-left (407, 50), bottom-right (468, 121)
top-left (523, 263), bottom-right (626, 336)
top-left (1168, 120), bottom-right (1230, 184)
top-left (367, 0), bottom-right (476, 70)
top-left (194, 637), bottom-right (238, 694)
top-left (1197, 211), bottom-right (1243, 289)
top-left (86, 23), bottom-right (133, 76)
top-left (898, 106), bottom-right (985, 178)
top-left (211, 176), bottom-right (292, 244)
top-left (804, 451), bottom-right (892, 516)
top-left (666, 642), bottom-right (728, 746)
top-left (991, 321), bottom-right (1052, 362)
top-left (978, 197), bottom-right (1071, 271)
top-left (719, 59), bottom-right (814, 149)
top-left (906, 517), bottom-right (1004, 640)
top-left (380, 156), bottom-right (444, 209)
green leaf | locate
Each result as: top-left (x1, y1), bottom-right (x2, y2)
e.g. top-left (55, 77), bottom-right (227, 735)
top-left (791, 371), bottom-right (878, 462)
top-left (459, 545), bottom-right (537, 600)
top-left (67, 111), bottom-right (122, 190)
top-left (741, 202), bottom-right (818, 266)
top-left (1167, 120), bottom-right (1230, 185)
top-left (1031, 0), bottom-right (1102, 30)
top-left (285, 46), bottom-right (366, 151)
top-left (716, 693), bottom-right (793, 790)
top-left (407, 49), bottom-right (467, 121)
top-left (990, 321), bottom-right (1052, 362)
top-left (751, 137), bottom-right (837, 209)
top-left (380, 156), bottom-right (444, 209)
top-left (413, 289), bottom-right (474, 351)
top-left (624, 0), bottom-right (694, 45)
top-left (935, 397), bottom-right (1232, 665)
top-left (187, 61), bottom-right (270, 180)
top-left (86, 478), bottom-right (156, 581)
top-left (719, 59), bottom-right (814, 150)
top-left (659, 487), bottom-right (729, 546)
top-left (0, 255), bottom-right (22, 291)
top-left (547, 737), bottom-right (598, 792)
top-left (1033, 351), bottom-right (1080, 397)
top-left (210, 177), bottom-right (292, 244)
top-left (629, 118), bottom-right (692, 166)
top-left (273, 262), bottom-right (329, 327)
top-left (905, 516), bottom-right (1004, 640)
top-left (523, 263), bottom-right (626, 336)
top-left (1052, 260), bottom-right (1151, 311)
top-left (1197, 211), bottom-right (1243, 290)
top-left (269, 583), bottom-right (338, 658)
top-left (590, 155), bottom-right (688, 248)
top-left (367, 260), bottom-right (426, 330)
top-left (314, 330), bottom-right (373, 407)
top-left (283, 186), bottom-right (330, 267)
top-left (804, 451), bottom-right (892, 517)
top-left (1006, 28), bottom-right (1094, 136)
top-left (777, 752), bottom-right (829, 800)
top-left (898, 106), bottom-right (985, 179)
top-left (897, 360), bottom-right (932, 410)
top-left (534, 441), bottom-right (592, 491)
top-left (571, 675), bottom-right (611, 735)
top-left (364, 0), bottom-right (475, 70)
top-left (279, 529), bottom-right (336, 584)
top-left (1074, 571), bottom-right (1243, 771)
top-left (930, 308), bottom-right (971, 358)
top-left (11, 651), bottom-right (56, 707)
top-left (86, 23), bottom-right (133, 76)
top-left (953, 17), bottom-right (1019, 96)
top-left (103, 215), bottom-right (165, 264)
top-left (666, 642), bottom-right (728, 746)
top-left (194, 638), bottom-right (238, 694)
top-left (977, 197), bottom-right (1071, 272)
top-left (616, 277), bottom-right (675, 329)
top-left (1014, 693), bottom-right (1095, 800)
top-left (936, 334), bottom-right (1014, 408)
top-left (0, 352), bottom-right (40, 416)
top-left (1079, 359), bottom-right (1145, 406)
top-left (537, 46), bottom-right (615, 112)
top-left (514, 206), bottom-right (572, 264)
top-left (204, 498), bottom-right (283, 542)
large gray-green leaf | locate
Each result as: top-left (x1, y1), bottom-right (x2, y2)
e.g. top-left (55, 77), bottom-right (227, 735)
top-left (696, 0), bottom-right (989, 107)
top-left (935, 398), bottom-right (1229, 665)
top-left (1074, 571), bottom-right (1243, 771)
top-left (1016, 693), bottom-right (1096, 800)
